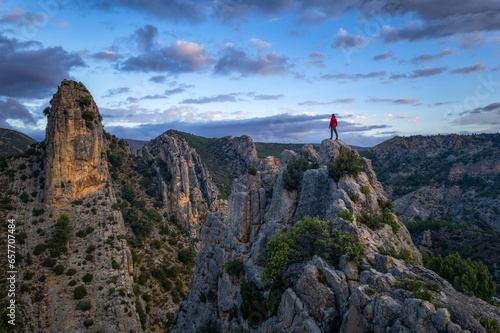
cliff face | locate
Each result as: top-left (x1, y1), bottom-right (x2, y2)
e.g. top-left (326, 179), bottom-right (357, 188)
top-left (362, 134), bottom-right (500, 230)
top-left (0, 80), bottom-right (144, 333)
top-left (167, 140), bottom-right (500, 333)
top-left (362, 134), bottom-right (500, 284)
top-left (142, 132), bottom-right (220, 232)
top-left (44, 80), bottom-right (108, 206)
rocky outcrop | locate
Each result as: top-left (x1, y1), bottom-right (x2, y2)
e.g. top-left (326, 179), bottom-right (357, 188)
top-left (142, 132), bottom-right (219, 232)
top-left (168, 140), bottom-right (500, 333)
top-left (44, 80), bottom-right (108, 206)
top-left (2, 80), bottom-right (144, 333)
top-left (225, 134), bottom-right (261, 169)
top-left (362, 134), bottom-right (500, 230)
top-left (362, 134), bottom-right (500, 284)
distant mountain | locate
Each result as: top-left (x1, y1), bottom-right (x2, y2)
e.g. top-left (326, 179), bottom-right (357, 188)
top-left (125, 138), bottom-right (148, 149)
top-left (0, 128), bottom-right (37, 156)
top-left (361, 133), bottom-right (500, 229)
top-left (361, 133), bottom-right (500, 283)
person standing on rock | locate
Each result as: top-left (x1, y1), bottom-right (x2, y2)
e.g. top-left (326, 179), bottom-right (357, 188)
top-left (329, 114), bottom-right (338, 140)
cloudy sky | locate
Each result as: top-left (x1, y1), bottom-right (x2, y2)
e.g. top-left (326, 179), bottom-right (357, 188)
top-left (1, 0), bottom-right (499, 146)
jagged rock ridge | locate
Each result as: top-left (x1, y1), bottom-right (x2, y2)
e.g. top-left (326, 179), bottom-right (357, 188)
top-left (167, 140), bottom-right (500, 333)
top-left (142, 132), bottom-right (220, 233)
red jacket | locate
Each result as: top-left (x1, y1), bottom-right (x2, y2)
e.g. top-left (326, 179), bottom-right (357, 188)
top-left (329, 116), bottom-right (337, 127)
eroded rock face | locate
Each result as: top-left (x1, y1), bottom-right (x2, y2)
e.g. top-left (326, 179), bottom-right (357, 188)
top-left (142, 132), bottom-right (219, 232)
top-left (45, 80), bottom-right (108, 205)
top-left (169, 139), bottom-right (499, 333)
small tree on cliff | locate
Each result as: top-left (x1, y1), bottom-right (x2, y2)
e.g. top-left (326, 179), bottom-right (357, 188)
top-left (54, 214), bottom-right (74, 244)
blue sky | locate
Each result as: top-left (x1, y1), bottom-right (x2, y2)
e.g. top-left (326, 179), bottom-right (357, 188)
top-left (0, 0), bottom-right (499, 146)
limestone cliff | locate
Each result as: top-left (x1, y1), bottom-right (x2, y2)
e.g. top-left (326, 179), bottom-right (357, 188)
top-left (167, 140), bottom-right (500, 333)
top-left (142, 132), bottom-right (220, 232)
top-left (362, 134), bottom-right (500, 285)
top-left (0, 80), bottom-right (144, 333)
top-left (361, 134), bottom-right (500, 230)
top-left (44, 80), bottom-right (108, 206)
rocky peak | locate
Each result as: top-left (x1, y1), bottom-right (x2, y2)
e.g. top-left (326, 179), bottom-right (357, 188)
top-left (44, 79), bottom-right (108, 205)
top-left (227, 134), bottom-right (260, 168)
top-left (142, 131), bottom-right (220, 232)
top-left (173, 139), bottom-right (462, 332)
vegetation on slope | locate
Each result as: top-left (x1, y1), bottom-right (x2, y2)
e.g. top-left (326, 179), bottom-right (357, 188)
top-left (361, 134), bottom-right (500, 199)
top-left (167, 130), bottom-right (246, 199)
top-left (254, 142), bottom-right (311, 158)
top-left (425, 252), bottom-right (496, 303)
top-left (0, 128), bottom-right (37, 157)
top-left (262, 216), bottom-right (364, 284)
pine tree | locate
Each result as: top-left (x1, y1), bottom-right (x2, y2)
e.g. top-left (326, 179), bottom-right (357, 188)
top-left (54, 214), bottom-right (74, 244)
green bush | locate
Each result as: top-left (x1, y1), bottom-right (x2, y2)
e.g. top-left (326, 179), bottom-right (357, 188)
top-left (262, 216), bottom-right (364, 283)
top-left (150, 240), bottom-right (161, 250)
top-left (82, 110), bottom-right (95, 129)
top-left (426, 252), bottom-right (496, 302)
top-left (53, 264), bottom-right (65, 275)
top-left (146, 209), bottom-right (162, 223)
top-left (267, 280), bottom-right (286, 317)
top-left (66, 268), bottom-right (77, 276)
top-left (239, 280), bottom-right (267, 326)
top-left (349, 192), bottom-right (359, 202)
top-left (83, 319), bottom-right (94, 327)
top-left (248, 167), bottom-right (258, 176)
top-left (338, 210), bottom-right (353, 222)
top-left (78, 95), bottom-right (91, 106)
top-left (33, 208), bottom-right (45, 216)
top-left (282, 157), bottom-right (309, 191)
top-left (178, 247), bottom-right (195, 265)
top-left (74, 285), bottom-right (87, 299)
top-left (228, 304), bottom-right (239, 321)
top-left (111, 260), bottom-right (121, 269)
top-left (156, 158), bottom-right (172, 181)
top-left (136, 298), bottom-right (147, 330)
top-left (43, 258), bottom-right (57, 268)
top-left (480, 317), bottom-right (499, 333)
top-left (164, 265), bottom-right (180, 278)
top-left (406, 219), bottom-right (454, 235)
top-left (361, 185), bottom-right (370, 195)
top-left (33, 243), bottom-right (47, 255)
top-left (138, 273), bottom-right (148, 285)
top-left (122, 184), bottom-right (136, 202)
top-left (131, 218), bottom-right (154, 238)
top-left (76, 299), bottom-right (92, 311)
top-left (54, 214), bottom-right (74, 244)
top-left (82, 273), bottom-right (93, 283)
top-left (357, 208), bottom-right (400, 233)
top-left (86, 245), bottom-right (96, 253)
top-left (20, 192), bottom-right (29, 203)
top-left (378, 246), bottom-right (415, 264)
top-left (151, 268), bottom-right (172, 291)
top-left (16, 231), bottom-right (27, 244)
top-left (224, 259), bottom-right (244, 276)
top-left (327, 149), bottom-right (366, 182)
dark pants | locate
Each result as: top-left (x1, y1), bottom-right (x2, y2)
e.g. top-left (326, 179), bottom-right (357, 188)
top-left (330, 127), bottom-right (338, 140)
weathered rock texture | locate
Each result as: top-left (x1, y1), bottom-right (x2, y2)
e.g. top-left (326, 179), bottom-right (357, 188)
top-left (0, 80), bottom-right (144, 333)
top-left (362, 134), bottom-right (500, 283)
top-left (44, 80), bottom-right (108, 206)
top-left (362, 134), bottom-right (500, 229)
top-left (166, 140), bottom-right (500, 333)
top-left (142, 132), bottom-right (220, 232)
